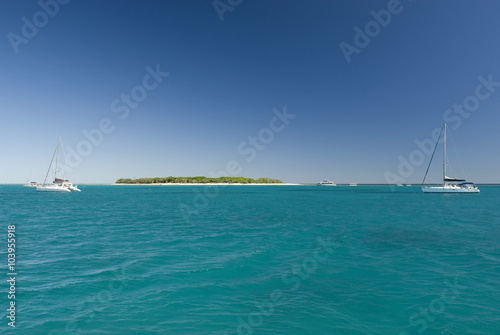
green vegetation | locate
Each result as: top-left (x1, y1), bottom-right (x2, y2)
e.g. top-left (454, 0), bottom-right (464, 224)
top-left (116, 176), bottom-right (283, 184)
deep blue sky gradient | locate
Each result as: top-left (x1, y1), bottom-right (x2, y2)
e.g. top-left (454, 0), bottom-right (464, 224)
top-left (1, 0), bottom-right (499, 183)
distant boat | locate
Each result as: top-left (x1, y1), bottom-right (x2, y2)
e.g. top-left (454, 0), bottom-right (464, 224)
top-left (317, 179), bottom-right (336, 186)
top-left (349, 183), bottom-right (357, 187)
top-left (23, 170), bottom-right (38, 187)
top-left (37, 136), bottom-right (81, 193)
top-left (24, 181), bottom-right (38, 187)
top-left (421, 123), bottom-right (479, 193)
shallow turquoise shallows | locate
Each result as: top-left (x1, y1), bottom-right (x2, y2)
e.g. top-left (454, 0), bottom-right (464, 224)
top-left (1, 185), bottom-right (499, 335)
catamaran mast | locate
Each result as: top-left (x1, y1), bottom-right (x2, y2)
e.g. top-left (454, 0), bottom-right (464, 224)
top-left (55, 136), bottom-right (60, 181)
top-left (42, 142), bottom-right (58, 185)
top-left (443, 123), bottom-right (447, 182)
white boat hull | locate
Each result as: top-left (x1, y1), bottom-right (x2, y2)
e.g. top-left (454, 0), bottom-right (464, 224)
top-left (36, 185), bottom-right (71, 193)
top-left (421, 186), bottom-right (480, 193)
top-left (68, 186), bottom-right (81, 192)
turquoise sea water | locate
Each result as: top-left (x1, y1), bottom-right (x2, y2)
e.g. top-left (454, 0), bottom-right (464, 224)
top-left (0, 185), bottom-right (499, 335)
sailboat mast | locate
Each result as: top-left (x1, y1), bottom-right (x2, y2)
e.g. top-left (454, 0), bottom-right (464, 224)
top-left (55, 136), bottom-right (60, 181)
top-left (42, 142), bottom-right (58, 185)
top-left (421, 124), bottom-right (444, 185)
top-left (25, 170), bottom-right (32, 185)
top-left (443, 123), bottom-right (447, 181)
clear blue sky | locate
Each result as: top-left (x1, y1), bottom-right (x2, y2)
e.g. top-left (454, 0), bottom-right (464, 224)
top-left (1, 0), bottom-right (499, 184)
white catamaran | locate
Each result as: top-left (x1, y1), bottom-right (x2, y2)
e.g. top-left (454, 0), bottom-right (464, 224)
top-left (37, 136), bottom-right (81, 193)
top-left (421, 123), bottom-right (479, 193)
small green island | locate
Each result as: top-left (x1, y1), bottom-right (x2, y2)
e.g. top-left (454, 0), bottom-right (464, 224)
top-left (116, 176), bottom-right (283, 184)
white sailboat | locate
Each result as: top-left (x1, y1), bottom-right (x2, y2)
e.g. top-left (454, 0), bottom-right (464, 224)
top-left (24, 181), bottom-right (38, 187)
top-left (37, 136), bottom-right (81, 193)
top-left (23, 171), bottom-right (38, 187)
top-left (421, 123), bottom-right (479, 193)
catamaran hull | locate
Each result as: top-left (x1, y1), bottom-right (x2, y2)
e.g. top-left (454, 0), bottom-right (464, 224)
top-left (36, 186), bottom-right (71, 193)
top-left (421, 187), bottom-right (480, 193)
